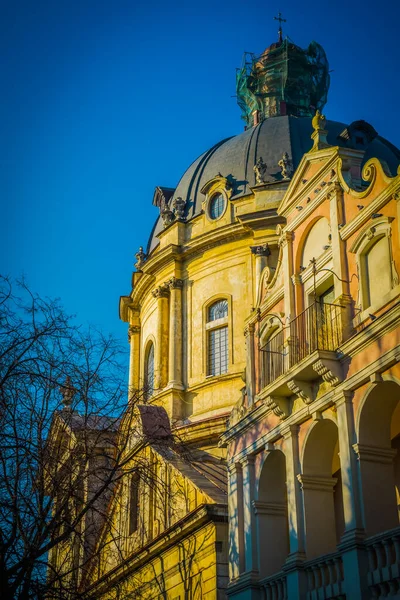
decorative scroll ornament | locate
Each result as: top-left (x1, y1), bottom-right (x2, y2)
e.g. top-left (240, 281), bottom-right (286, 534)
top-left (134, 246), bottom-right (146, 271)
top-left (278, 152), bottom-right (293, 179)
top-left (128, 325), bottom-right (140, 343)
top-left (167, 277), bottom-right (184, 290)
top-left (265, 395), bottom-right (289, 420)
top-left (254, 156), bottom-right (268, 184)
top-left (152, 283), bottom-right (170, 298)
top-left (172, 196), bottom-right (186, 219)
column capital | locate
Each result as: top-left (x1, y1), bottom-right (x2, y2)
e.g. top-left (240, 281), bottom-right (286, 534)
top-left (152, 283), bottom-right (170, 298)
top-left (241, 454), bottom-right (255, 468)
top-left (281, 424), bottom-right (300, 440)
top-left (334, 389), bottom-right (354, 408)
top-left (127, 325), bottom-right (141, 342)
top-left (227, 461), bottom-right (242, 476)
top-left (250, 243), bottom-right (271, 257)
top-left (167, 277), bottom-right (184, 289)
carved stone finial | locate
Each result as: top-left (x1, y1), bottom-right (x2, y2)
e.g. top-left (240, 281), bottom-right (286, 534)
top-left (161, 206), bottom-right (175, 228)
top-left (134, 246), bottom-right (146, 271)
top-left (60, 376), bottom-right (76, 408)
top-left (312, 109), bottom-right (326, 132)
top-left (311, 110), bottom-right (329, 151)
top-left (171, 197), bottom-right (186, 220)
top-left (278, 152), bottom-right (293, 179)
top-left (253, 156), bottom-right (268, 184)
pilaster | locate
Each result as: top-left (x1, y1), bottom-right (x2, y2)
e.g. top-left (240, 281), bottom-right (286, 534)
top-left (228, 462), bottom-right (245, 580)
top-left (167, 277), bottom-right (184, 389)
top-left (128, 324), bottom-right (141, 397)
top-left (245, 323), bottom-right (256, 405)
top-left (152, 284), bottom-right (170, 389)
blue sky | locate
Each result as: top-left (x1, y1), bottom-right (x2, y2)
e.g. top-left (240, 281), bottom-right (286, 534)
top-left (2, 0), bottom-right (400, 345)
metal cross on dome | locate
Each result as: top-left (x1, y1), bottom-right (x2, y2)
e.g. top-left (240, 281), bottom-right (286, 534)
top-left (274, 11), bottom-right (287, 43)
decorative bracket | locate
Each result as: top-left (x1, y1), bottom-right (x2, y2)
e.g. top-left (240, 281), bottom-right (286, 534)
top-left (264, 395), bottom-right (289, 420)
top-left (313, 358), bottom-right (343, 387)
top-left (287, 379), bottom-right (315, 404)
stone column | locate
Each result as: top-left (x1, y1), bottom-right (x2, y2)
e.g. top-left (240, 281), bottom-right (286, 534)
top-left (250, 243), bottom-right (271, 300)
top-left (335, 391), bottom-right (364, 535)
top-left (335, 390), bottom-right (369, 600)
top-left (167, 277), bottom-right (184, 389)
top-left (282, 425), bottom-right (307, 599)
top-left (152, 284), bottom-right (170, 390)
top-left (228, 462), bottom-right (245, 580)
top-left (241, 455), bottom-right (258, 575)
top-left (128, 324), bottom-right (141, 397)
top-left (245, 323), bottom-right (256, 405)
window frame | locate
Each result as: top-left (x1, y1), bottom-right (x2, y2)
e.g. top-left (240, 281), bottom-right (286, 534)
top-left (350, 217), bottom-right (399, 321)
top-left (128, 471), bottom-right (140, 535)
top-left (203, 295), bottom-right (233, 377)
top-left (206, 190), bottom-right (228, 222)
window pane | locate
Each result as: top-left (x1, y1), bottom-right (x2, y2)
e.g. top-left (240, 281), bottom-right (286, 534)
top-left (144, 343), bottom-right (154, 399)
top-left (208, 299), bottom-right (228, 322)
top-left (208, 326), bottom-right (228, 376)
top-left (129, 472), bottom-right (140, 535)
top-left (365, 237), bottom-right (391, 308)
top-left (209, 194), bottom-right (225, 219)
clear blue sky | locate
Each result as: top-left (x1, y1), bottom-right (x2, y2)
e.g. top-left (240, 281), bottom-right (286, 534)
top-left (2, 0), bottom-right (400, 345)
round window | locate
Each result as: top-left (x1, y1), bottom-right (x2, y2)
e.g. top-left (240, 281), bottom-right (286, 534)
top-left (209, 193), bottom-right (225, 220)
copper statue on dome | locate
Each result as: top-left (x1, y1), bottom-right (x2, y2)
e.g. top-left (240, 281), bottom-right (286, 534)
top-left (236, 16), bottom-right (330, 129)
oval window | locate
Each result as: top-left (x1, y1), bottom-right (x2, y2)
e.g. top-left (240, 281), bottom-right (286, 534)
top-left (209, 193), bottom-right (225, 220)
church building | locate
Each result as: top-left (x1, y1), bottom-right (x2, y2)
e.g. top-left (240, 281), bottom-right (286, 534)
top-left (54, 24), bottom-right (400, 600)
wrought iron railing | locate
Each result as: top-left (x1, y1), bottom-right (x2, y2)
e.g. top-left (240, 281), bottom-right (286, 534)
top-left (260, 303), bottom-right (344, 389)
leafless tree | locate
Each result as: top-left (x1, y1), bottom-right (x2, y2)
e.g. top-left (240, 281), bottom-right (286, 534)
top-left (0, 276), bottom-right (145, 600)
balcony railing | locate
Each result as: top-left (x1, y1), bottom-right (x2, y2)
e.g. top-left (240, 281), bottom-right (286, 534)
top-left (260, 571), bottom-right (287, 600)
top-left (366, 526), bottom-right (400, 598)
top-left (303, 551), bottom-right (345, 600)
top-left (261, 303), bottom-right (344, 389)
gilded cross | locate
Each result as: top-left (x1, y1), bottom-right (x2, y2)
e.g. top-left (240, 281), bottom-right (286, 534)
top-left (274, 11), bottom-right (286, 43)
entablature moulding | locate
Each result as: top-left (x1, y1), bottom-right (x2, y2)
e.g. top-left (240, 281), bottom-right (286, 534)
top-left (220, 342), bottom-right (400, 460)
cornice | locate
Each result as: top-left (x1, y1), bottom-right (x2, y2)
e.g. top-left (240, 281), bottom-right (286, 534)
top-left (182, 222), bottom-right (251, 259)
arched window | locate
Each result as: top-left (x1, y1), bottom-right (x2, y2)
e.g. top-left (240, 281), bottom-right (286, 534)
top-left (207, 299), bottom-right (228, 376)
top-left (144, 342), bottom-right (154, 399)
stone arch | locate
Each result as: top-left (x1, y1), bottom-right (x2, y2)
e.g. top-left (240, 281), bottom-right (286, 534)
top-left (356, 380), bottom-right (400, 536)
top-left (298, 216), bottom-right (330, 270)
top-left (255, 449), bottom-right (289, 577)
top-left (300, 418), bottom-right (344, 559)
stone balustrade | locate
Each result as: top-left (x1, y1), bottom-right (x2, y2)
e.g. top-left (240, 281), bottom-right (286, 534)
top-left (260, 571), bottom-right (287, 600)
top-left (303, 551), bottom-right (345, 600)
top-left (366, 526), bottom-right (400, 598)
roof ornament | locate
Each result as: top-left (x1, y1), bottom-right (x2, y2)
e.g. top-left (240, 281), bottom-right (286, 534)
top-left (160, 206), bottom-right (175, 228)
top-left (311, 110), bottom-right (330, 151)
top-left (253, 156), bottom-right (268, 184)
top-left (172, 196), bottom-right (186, 220)
top-left (134, 246), bottom-right (146, 271)
top-left (273, 11), bottom-right (286, 44)
top-left (278, 152), bottom-right (293, 179)
top-left (59, 376), bottom-right (76, 409)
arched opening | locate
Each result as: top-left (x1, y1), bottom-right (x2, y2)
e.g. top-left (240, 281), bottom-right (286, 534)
top-left (256, 450), bottom-right (289, 577)
top-left (358, 381), bottom-right (400, 536)
top-left (301, 419), bottom-right (344, 559)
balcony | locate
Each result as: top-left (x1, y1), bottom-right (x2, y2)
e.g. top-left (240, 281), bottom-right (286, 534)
top-left (259, 303), bottom-right (346, 411)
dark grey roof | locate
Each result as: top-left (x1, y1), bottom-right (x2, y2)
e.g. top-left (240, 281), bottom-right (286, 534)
top-left (147, 115), bottom-right (400, 253)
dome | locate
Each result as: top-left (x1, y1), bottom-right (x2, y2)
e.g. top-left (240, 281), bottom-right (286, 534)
top-left (147, 115), bottom-right (400, 253)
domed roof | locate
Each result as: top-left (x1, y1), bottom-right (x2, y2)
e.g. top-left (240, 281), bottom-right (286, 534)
top-left (147, 115), bottom-right (400, 253)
